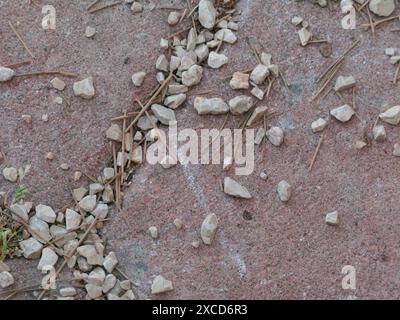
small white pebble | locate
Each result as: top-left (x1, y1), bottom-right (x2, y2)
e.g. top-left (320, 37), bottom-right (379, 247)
top-left (85, 26), bottom-right (96, 38)
top-left (173, 218), bottom-right (183, 230)
top-left (21, 114), bottom-right (32, 124)
top-left (149, 226), bottom-right (158, 239)
top-left (60, 163), bottom-right (70, 171)
top-left (325, 211), bottom-right (339, 226)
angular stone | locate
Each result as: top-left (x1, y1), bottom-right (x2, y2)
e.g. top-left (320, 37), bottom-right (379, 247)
top-left (169, 56), bottom-right (181, 72)
top-left (151, 104), bottom-right (176, 125)
top-left (247, 105), bottom-right (268, 127)
top-left (298, 27), bottom-right (311, 46)
top-left (50, 77), bottom-right (66, 91)
top-left (214, 29), bottom-right (237, 44)
top-left (77, 256), bottom-right (91, 272)
top-left (311, 118), bottom-right (328, 133)
top-left (208, 52), bottom-right (228, 69)
top-left (250, 64), bottom-right (269, 85)
top-left (373, 125), bottom-right (386, 142)
top-left (137, 115), bottom-right (158, 130)
top-left (390, 56), bottom-right (400, 64)
top-left (224, 177), bottom-right (252, 199)
top-left (131, 146), bottom-right (143, 164)
top-left (106, 124), bottom-right (123, 142)
top-left (73, 77), bottom-right (95, 99)
top-left (330, 104), bottom-right (355, 122)
top-left (260, 52), bottom-right (272, 66)
top-left (131, 1), bottom-right (143, 13)
top-left (10, 203), bottom-right (29, 223)
top-left (355, 140), bottom-right (367, 150)
top-left (60, 287), bottom-right (77, 297)
top-left (325, 211), bottom-right (339, 226)
top-left (79, 195), bottom-right (97, 212)
top-left (37, 247), bottom-right (58, 271)
top-left (85, 26), bottom-right (96, 38)
top-left (379, 105), bottom-right (400, 125)
top-left (277, 180), bottom-right (292, 202)
top-left (168, 84), bottom-right (187, 95)
top-left (160, 38), bottom-right (169, 49)
top-left (89, 183), bottom-right (104, 195)
top-left (49, 225), bottom-right (68, 241)
top-left (73, 187), bottom-right (88, 202)
top-left (385, 48), bottom-right (396, 56)
top-left (121, 290), bottom-right (135, 300)
top-left (334, 75), bottom-right (356, 91)
top-left (103, 252), bottom-right (118, 273)
top-left (254, 128), bottom-right (265, 145)
top-left (149, 226), bottom-right (158, 239)
top-left (291, 16), bottom-right (303, 26)
top-left (167, 11), bottom-right (180, 25)
top-left (29, 216), bottom-right (52, 243)
top-left (200, 213), bottom-right (218, 245)
top-left (0, 271), bottom-right (14, 288)
top-left (0, 66), bottom-right (15, 82)
top-left (2, 167), bottom-right (18, 182)
top-left (198, 0), bottom-right (217, 29)
top-left (156, 55), bottom-right (169, 72)
top-left (77, 245), bottom-right (104, 265)
top-left (65, 209), bottom-right (82, 231)
top-left (266, 127), bottom-right (284, 146)
top-left (369, 0), bottom-right (395, 17)
top-left (102, 185), bottom-right (114, 204)
top-left (131, 71), bottom-right (146, 86)
top-left (88, 267), bottom-right (106, 286)
top-left (194, 97), bottom-right (229, 115)
top-left (120, 280), bottom-right (132, 290)
top-left (187, 28), bottom-right (197, 51)
top-left (268, 64), bottom-right (279, 77)
top-left (151, 275), bottom-right (174, 294)
top-left (393, 143), bottom-right (400, 157)
top-left (103, 274), bottom-right (117, 293)
top-left (228, 95), bottom-right (253, 115)
top-left (92, 203), bottom-right (108, 219)
top-left (178, 55), bottom-right (196, 71)
top-left (20, 237), bottom-right (43, 259)
top-left (35, 204), bottom-right (56, 224)
top-left (195, 44), bottom-right (209, 62)
top-left (182, 65), bottom-right (203, 87)
top-left (86, 284), bottom-right (103, 299)
top-left (251, 86), bottom-right (265, 100)
top-left (164, 94), bottom-right (187, 110)
top-left (173, 218), bottom-right (183, 230)
top-left (156, 72), bottom-right (165, 84)
top-left (230, 72), bottom-right (249, 90)
top-left (228, 21), bottom-right (239, 31)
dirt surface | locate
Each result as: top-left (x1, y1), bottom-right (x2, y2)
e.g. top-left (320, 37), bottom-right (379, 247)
top-left (1, 0), bottom-right (400, 299)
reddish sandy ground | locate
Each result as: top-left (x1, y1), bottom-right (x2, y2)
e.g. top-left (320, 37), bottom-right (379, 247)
top-left (1, 0), bottom-right (400, 299)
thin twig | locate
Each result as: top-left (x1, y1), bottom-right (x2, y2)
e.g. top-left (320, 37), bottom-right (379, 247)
top-left (393, 64), bottom-right (400, 84)
top-left (86, 0), bottom-right (100, 11)
top-left (312, 60), bottom-right (344, 101)
top-left (8, 21), bottom-right (35, 59)
top-left (4, 59), bottom-right (32, 69)
top-left (317, 39), bottom-right (360, 83)
top-left (309, 134), bottom-right (325, 172)
top-left (366, 6), bottom-right (375, 36)
top-left (89, 1), bottom-right (122, 14)
top-left (14, 70), bottom-right (78, 78)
